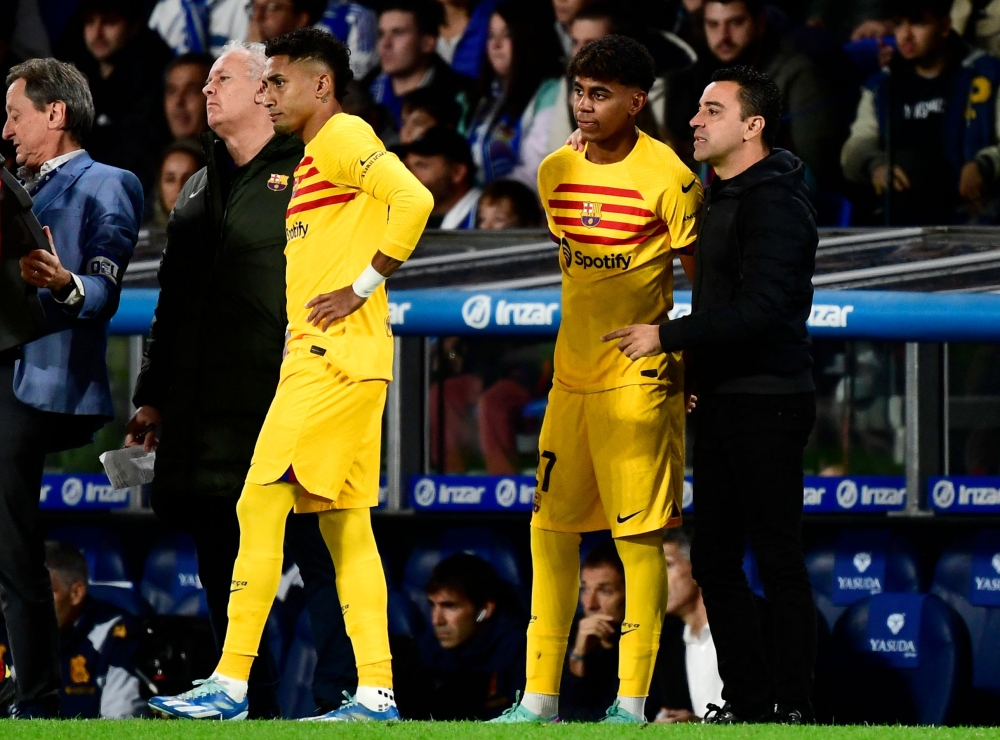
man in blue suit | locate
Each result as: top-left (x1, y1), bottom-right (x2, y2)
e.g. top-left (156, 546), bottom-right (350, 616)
top-left (0, 58), bottom-right (141, 719)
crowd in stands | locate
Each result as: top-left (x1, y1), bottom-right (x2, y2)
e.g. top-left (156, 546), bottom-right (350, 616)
top-left (5, 0), bottom-right (1000, 227)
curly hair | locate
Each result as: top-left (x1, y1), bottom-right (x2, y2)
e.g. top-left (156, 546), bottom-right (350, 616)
top-left (567, 34), bottom-right (656, 93)
top-left (265, 27), bottom-right (354, 102)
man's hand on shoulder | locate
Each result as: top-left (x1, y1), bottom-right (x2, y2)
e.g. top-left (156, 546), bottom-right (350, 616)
top-left (601, 324), bottom-right (663, 360)
top-left (306, 286), bottom-right (367, 331)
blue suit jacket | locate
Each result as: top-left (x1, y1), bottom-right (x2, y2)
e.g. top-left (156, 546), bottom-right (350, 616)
top-left (13, 152), bottom-right (142, 417)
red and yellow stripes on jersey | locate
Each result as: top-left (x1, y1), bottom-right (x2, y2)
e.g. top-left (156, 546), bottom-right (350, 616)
top-left (287, 155), bottom-right (357, 218)
top-left (546, 183), bottom-right (667, 247)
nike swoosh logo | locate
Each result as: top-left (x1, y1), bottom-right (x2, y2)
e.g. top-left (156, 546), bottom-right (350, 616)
top-left (621, 628), bottom-right (639, 636)
top-left (188, 187), bottom-right (205, 199)
top-left (229, 587), bottom-right (245, 593)
top-left (681, 178), bottom-right (697, 194)
top-left (360, 152), bottom-right (380, 166)
top-left (616, 510), bottom-right (643, 524)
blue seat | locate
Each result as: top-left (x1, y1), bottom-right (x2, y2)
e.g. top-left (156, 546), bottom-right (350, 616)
top-left (47, 526), bottom-right (147, 616)
top-left (140, 533), bottom-right (209, 618)
top-left (806, 530), bottom-right (920, 632)
top-left (829, 592), bottom-right (971, 725)
top-left (402, 528), bottom-right (522, 622)
top-left (931, 530), bottom-right (1000, 724)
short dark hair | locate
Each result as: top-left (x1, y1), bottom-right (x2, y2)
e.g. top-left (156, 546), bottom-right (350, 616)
top-left (380, 0), bottom-right (444, 38)
top-left (45, 540), bottom-right (89, 588)
top-left (6, 58), bottom-right (95, 144)
top-left (401, 87), bottom-right (462, 130)
top-left (165, 51), bottom-right (215, 80)
top-left (426, 553), bottom-right (502, 609)
top-left (265, 27), bottom-right (354, 102)
top-left (582, 541), bottom-right (624, 576)
top-left (710, 65), bottom-right (782, 147)
top-left (568, 34), bottom-right (656, 93)
top-left (479, 179), bottom-right (541, 227)
top-left (78, 0), bottom-right (145, 23)
top-left (160, 137), bottom-right (206, 172)
top-left (887, 0), bottom-right (952, 21)
top-left (291, 0), bottom-right (328, 24)
top-left (706, 0), bottom-right (765, 16)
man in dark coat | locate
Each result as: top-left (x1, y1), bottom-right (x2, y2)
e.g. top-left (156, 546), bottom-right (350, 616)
top-left (126, 41), bottom-right (355, 718)
top-left (603, 66), bottom-right (818, 724)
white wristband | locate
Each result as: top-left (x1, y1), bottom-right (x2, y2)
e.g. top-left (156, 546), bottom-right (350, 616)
top-left (352, 264), bottom-right (386, 298)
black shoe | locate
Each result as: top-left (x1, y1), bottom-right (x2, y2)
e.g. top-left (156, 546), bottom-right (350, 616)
top-left (703, 703), bottom-right (742, 724)
top-left (703, 702), bottom-right (773, 724)
top-left (773, 704), bottom-right (812, 724)
top-left (11, 696), bottom-right (60, 719)
top-left (0, 660), bottom-right (15, 712)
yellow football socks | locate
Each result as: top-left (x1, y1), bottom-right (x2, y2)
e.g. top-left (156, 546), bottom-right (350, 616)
top-left (317, 507), bottom-right (393, 687)
top-left (217, 481), bottom-right (297, 681)
top-left (614, 531), bottom-right (668, 697)
top-left (525, 527), bottom-right (581, 696)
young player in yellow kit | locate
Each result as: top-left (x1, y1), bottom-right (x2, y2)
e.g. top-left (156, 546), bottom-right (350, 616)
top-left (149, 29), bottom-right (433, 722)
top-left (492, 36), bottom-right (702, 725)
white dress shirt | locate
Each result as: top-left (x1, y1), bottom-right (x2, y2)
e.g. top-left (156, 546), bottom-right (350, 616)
top-left (683, 622), bottom-right (725, 720)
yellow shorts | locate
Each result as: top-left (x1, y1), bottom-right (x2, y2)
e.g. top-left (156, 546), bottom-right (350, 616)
top-left (246, 346), bottom-right (386, 513)
top-left (531, 379), bottom-right (685, 538)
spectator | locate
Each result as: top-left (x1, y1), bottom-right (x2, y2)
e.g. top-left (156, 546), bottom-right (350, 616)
top-left (466, 1), bottom-right (563, 189)
top-left (654, 528), bottom-right (723, 723)
top-left (953, 0), bottom-right (1000, 56)
top-left (164, 52), bottom-right (214, 142)
top-left (437, 0), bottom-right (500, 78)
top-left (400, 86), bottom-right (464, 142)
top-left (403, 126), bottom-right (482, 228)
top-left (664, 0), bottom-right (707, 48)
top-left (147, 138), bottom-right (206, 227)
top-left (807, 0), bottom-right (892, 42)
top-left (842, 0), bottom-right (1000, 225)
top-left (415, 554), bottom-right (526, 720)
top-left (149, 0), bottom-right (249, 56)
top-left (476, 178), bottom-right (541, 228)
top-left (429, 337), bottom-right (483, 472)
top-left (553, 0), bottom-right (598, 57)
top-left (318, 1), bottom-right (380, 79)
top-left (664, 0), bottom-right (845, 190)
top-left (560, 542), bottom-right (668, 721)
top-left (370, 0), bottom-right (469, 130)
top-left (43, 542), bottom-right (146, 718)
top-left (69, 0), bottom-right (174, 197)
top-left (246, 0), bottom-right (325, 42)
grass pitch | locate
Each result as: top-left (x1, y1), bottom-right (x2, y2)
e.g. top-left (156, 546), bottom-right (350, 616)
top-left (0, 722), bottom-right (996, 740)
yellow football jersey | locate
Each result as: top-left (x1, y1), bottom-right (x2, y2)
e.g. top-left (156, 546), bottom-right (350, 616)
top-left (284, 113), bottom-right (433, 381)
top-left (538, 131), bottom-right (703, 393)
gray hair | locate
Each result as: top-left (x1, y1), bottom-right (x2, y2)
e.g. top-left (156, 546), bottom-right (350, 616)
top-left (663, 526), bottom-right (692, 561)
top-left (6, 58), bottom-right (95, 145)
top-left (220, 40), bottom-right (268, 80)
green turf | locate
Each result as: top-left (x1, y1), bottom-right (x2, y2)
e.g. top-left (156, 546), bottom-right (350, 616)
top-left (0, 721), bottom-right (996, 740)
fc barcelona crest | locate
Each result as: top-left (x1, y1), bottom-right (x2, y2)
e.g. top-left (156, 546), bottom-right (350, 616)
top-left (581, 202), bottom-right (602, 228)
top-left (267, 173), bottom-right (289, 191)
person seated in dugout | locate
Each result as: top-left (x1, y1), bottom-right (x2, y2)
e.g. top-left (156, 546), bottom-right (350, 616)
top-left (0, 542), bottom-right (147, 718)
top-left (412, 553), bottom-right (527, 720)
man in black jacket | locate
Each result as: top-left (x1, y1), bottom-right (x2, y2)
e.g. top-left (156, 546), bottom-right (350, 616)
top-left (603, 66), bottom-right (818, 724)
top-left (125, 41), bottom-right (355, 717)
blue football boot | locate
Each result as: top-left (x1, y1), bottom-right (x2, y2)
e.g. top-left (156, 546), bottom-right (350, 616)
top-left (148, 677), bottom-right (248, 720)
top-left (302, 691), bottom-right (401, 722)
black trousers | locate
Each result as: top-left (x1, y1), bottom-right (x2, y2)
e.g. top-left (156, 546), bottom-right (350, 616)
top-left (188, 496), bottom-right (356, 717)
top-left (0, 364), bottom-right (102, 708)
top-left (690, 391), bottom-right (817, 719)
